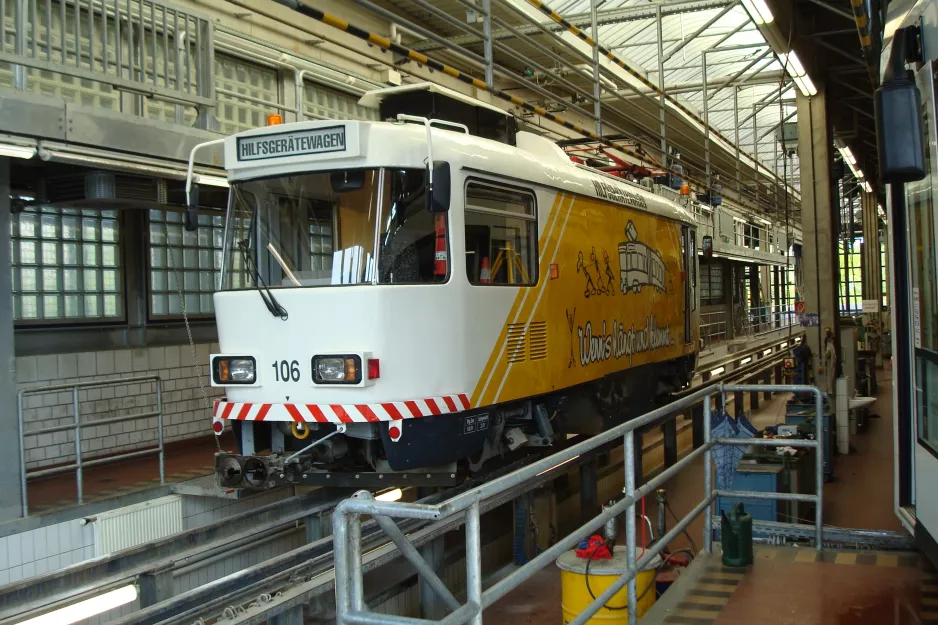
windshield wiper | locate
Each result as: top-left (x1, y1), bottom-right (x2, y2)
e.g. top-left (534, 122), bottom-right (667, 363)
top-left (237, 238), bottom-right (289, 320)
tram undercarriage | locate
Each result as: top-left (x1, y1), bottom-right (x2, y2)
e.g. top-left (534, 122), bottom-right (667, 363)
top-left (214, 354), bottom-right (695, 490)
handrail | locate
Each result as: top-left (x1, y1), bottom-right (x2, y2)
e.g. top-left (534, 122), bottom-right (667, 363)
top-left (4, 0), bottom-right (214, 109)
top-left (741, 303), bottom-right (797, 337)
top-left (17, 375), bottom-right (164, 516)
top-left (332, 383), bottom-right (824, 625)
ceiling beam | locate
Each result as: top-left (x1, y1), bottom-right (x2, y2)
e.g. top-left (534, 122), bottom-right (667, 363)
top-left (662, 2), bottom-right (738, 63)
top-left (610, 70), bottom-right (785, 97)
top-left (409, 0), bottom-right (734, 52)
top-left (801, 0), bottom-right (855, 21)
top-left (813, 38), bottom-right (866, 68)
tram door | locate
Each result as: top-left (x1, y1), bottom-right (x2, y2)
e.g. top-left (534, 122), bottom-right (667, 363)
top-left (682, 226), bottom-right (697, 345)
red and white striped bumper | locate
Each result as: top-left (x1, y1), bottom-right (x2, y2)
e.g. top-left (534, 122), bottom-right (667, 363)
top-left (213, 394), bottom-right (471, 424)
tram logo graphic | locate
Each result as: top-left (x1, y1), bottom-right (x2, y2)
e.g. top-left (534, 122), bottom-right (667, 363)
top-left (618, 221), bottom-right (666, 295)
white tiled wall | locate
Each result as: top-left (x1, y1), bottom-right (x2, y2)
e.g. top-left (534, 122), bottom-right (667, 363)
top-left (0, 518), bottom-right (94, 587)
top-left (15, 343), bottom-right (224, 469)
top-left (0, 489), bottom-right (290, 590)
top-left (181, 490), bottom-right (292, 531)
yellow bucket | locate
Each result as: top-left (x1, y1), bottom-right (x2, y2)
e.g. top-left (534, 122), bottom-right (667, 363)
top-left (556, 546), bottom-right (659, 624)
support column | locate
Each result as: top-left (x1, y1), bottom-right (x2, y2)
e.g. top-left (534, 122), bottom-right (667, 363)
top-left (0, 158), bottom-right (22, 522)
top-left (633, 428), bottom-right (645, 487)
top-left (797, 86), bottom-right (841, 378)
top-left (662, 419), bottom-right (677, 468)
top-left (306, 512), bottom-right (333, 619)
top-left (691, 405), bottom-right (704, 449)
top-left (269, 606), bottom-right (304, 625)
top-left (417, 487), bottom-right (446, 619)
top-left (138, 570), bottom-right (174, 608)
top-left (861, 190), bottom-right (884, 364)
top-left (734, 391), bottom-right (745, 419)
top-left (579, 458), bottom-right (598, 524)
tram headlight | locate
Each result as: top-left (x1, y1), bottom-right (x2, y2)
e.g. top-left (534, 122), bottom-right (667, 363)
top-left (212, 356), bottom-right (256, 384)
top-left (312, 355), bottom-right (362, 384)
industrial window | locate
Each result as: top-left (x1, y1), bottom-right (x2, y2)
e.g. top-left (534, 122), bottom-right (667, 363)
top-left (11, 207), bottom-right (122, 322)
top-left (733, 220), bottom-right (745, 247)
top-left (465, 182), bottom-right (537, 286)
top-left (148, 209), bottom-right (224, 317)
top-left (838, 236), bottom-right (862, 313)
top-left (700, 262), bottom-right (724, 305)
top-left (302, 83), bottom-right (379, 122)
top-left (881, 239), bottom-right (889, 310)
top-left (215, 54), bottom-right (282, 134)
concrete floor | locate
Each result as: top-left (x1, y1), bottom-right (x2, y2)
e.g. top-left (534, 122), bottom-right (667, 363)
top-left (484, 369), bottom-right (909, 623)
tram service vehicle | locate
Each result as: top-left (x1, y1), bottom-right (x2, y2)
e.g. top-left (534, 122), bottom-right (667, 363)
top-left (193, 84), bottom-right (699, 490)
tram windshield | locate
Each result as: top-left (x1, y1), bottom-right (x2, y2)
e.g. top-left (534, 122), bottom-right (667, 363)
top-left (222, 168), bottom-right (444, 289)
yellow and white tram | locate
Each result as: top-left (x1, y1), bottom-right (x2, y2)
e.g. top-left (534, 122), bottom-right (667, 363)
top-left (192, 84), bottom-right (699, 489)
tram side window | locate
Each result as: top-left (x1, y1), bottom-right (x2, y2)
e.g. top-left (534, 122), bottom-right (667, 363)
top-left (378, 168), bottom-right (444, 284)
top-left (465, 183), bottom-right (537, 286)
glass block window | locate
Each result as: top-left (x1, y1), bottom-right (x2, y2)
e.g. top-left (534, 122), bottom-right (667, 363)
top-left (215, 54), bottom-right (281, 134)
top-left (11, 208), bottom-right (122, 322)
top-left (148, 209), bottom-right (224, 317)
top-left (308, 214), bottom-right (334, 272)
top-left (302, 83), bottom-right (379, 121)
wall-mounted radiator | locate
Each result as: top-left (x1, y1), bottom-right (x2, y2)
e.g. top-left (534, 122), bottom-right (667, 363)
top-left (92, 495), bottom-right (183, 556)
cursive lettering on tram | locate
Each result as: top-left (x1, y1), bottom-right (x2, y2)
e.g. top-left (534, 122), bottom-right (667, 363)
top-left (577, 315), bottom-right (674, 367)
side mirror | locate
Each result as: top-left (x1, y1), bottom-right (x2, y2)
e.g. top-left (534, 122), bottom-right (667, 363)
top-left (702, 235), bottom-right (713, 258)
top-left (875, 26), bottom-right (926, 184)
top-left (426, 161), bottom-right (451, 213)
top-left (184, 184), bottom-right (200, 232)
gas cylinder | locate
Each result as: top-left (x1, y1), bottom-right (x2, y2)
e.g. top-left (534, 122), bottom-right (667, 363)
top-left (721, 503), bottom-right (753, 567)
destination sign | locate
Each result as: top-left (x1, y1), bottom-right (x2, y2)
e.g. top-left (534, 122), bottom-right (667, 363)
top-left (236, 126), bottom-right (347, 161)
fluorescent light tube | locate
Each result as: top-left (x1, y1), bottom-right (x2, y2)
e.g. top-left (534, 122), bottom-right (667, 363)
top-left (0, 143), bottom-right (36, 159)
top-left (19, 585), bottom-right (138, 625)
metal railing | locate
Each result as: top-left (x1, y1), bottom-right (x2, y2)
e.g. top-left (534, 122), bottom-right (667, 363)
top-left (700, 310), bottom-right (728, 347)
top-left (333, 384), bottom-right (824, 625)
top-left (17, 375), bottom-right (164, 516)
top-left (2, 0), bottom-right (214, 115)
top-left (741, 304), bottom-right (796, 336)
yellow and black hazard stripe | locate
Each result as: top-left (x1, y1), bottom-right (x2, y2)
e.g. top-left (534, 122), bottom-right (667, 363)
top-left (273, 0), bottom-right (722, 192)
top-left (663, 562), bottom-right (744, 624)
top-left (849, 0), bottom-right (873, 49)
top-left (922, 564), bottom-right (938, 623)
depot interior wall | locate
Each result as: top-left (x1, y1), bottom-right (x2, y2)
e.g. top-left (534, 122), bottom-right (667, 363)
top-left (15, 344), bottom-right (223, 471)
top-left (0, 489), bottom-right (287, 589)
